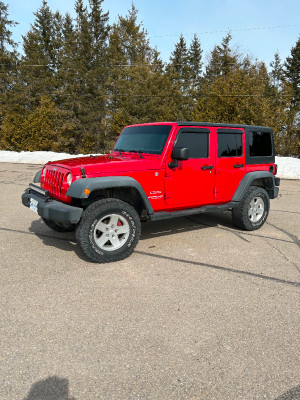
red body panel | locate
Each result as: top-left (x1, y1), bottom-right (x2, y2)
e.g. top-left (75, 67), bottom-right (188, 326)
top-left (40, 122), bottom-right (276, 212)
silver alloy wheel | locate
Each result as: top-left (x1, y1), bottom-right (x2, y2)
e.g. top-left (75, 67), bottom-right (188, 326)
top-left (93, 213), bottom-right (130, 251)
top-left (248, 196), bottom-right (265, 223)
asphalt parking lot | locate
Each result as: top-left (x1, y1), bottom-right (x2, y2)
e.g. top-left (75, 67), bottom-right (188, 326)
top-left (0, 162), bottom-right (299, 400)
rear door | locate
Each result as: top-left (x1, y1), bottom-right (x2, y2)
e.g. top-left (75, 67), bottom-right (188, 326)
top-left (165, 127), bottom-right (215, 206)
top-left (214, 128), bottom-right (246, 201)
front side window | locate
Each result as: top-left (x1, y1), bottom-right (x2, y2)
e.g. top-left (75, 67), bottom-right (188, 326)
top-left (174, 130), bottom-right (209, 158)
top-left (249, 131), bottom-right (273, 157)
top-left (114, 125), bottom-right (172, 154)
top-left (218, 133), bottom-right (243, 157)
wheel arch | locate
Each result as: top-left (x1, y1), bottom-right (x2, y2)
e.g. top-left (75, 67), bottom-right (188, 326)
top-left (232, 171), bottom-right (276, 202)
top-left (66, 176), bottom-right (154, 217)
top-left (33, 169), bottom-right (42, 183)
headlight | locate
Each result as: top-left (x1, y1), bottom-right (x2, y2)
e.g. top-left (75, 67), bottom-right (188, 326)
top-left (66, 173), bottom-right (72, 186)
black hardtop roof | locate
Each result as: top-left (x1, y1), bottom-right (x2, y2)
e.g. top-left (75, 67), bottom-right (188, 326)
top-left (176, 121), bottom-right (272, 131)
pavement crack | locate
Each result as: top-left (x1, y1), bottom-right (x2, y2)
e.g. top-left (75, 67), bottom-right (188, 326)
top-left (185, 216), bottom-right (250, 243)
top-left (271, 209), bottom-right (300, 215)
top-left (266, 239), bottom-right (300, 274)
top-left (135, 251), bottom-right (300, 288)
top-left (267, 222), bottom-right (300, 249)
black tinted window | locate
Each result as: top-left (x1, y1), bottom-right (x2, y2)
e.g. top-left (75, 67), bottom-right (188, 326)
top-left (175, 131), bottom-right (209, 158)
top-left (249, 131), bottom-right (273, 157)
top-left (114, 125), bottom-right (172, 154)
top-left (218, 133), bottom-right (243, 157)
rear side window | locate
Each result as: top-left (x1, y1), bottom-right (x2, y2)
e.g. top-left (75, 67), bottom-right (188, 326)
top-left (218, 132), bottom-right (243, 157)
top-left (249, 131), bottom-right (273, 157)
top-left (175, 129), bottom-right (209, 158)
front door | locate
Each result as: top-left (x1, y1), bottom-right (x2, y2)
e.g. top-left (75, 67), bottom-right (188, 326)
top-left (165, 128), bottom-right (215, 207)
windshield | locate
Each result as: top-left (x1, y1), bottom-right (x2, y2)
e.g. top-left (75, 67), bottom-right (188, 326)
top-left (114, 125), bottom-right (172, 155)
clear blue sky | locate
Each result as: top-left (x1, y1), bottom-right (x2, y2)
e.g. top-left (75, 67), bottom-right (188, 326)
top-left (7, 0), bottom-right (300, 67)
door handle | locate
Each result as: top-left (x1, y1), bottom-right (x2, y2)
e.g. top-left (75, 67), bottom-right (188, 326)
top-left (201, 165), bottom-right (213, 170)
top-left (234, 164), bottom-right (244, 168)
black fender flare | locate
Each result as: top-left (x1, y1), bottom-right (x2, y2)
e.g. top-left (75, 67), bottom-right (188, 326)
top-left (66, 176), bottom-right (154, 214)
top-left (33, 170), bottom-right (42, 183)
top-left (232, 171), bottom-right (277, 202)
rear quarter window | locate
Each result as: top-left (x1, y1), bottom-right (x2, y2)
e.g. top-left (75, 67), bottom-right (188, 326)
top-left (249, 131), bottom-right (273, 157)
top-left (245, 127), bottom-right (275, 165)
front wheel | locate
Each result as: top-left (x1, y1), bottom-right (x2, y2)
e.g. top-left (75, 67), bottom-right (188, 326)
top-left (232, 186), bottom-right (270, 231)
top-left (75, 199), bottom-right (141, 263)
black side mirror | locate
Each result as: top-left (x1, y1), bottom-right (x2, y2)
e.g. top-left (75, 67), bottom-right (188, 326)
top-left (169, 147), bottom-right (189, 168)
top-left (171, 147), bottom-right (189, 160)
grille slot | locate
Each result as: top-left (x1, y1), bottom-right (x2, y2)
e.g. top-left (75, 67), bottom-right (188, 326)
top-left (44, 169), bottom-right (65, 196)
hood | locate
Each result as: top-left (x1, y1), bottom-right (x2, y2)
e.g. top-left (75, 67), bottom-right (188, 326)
top-left (47, 154), bottom-right (149, 176)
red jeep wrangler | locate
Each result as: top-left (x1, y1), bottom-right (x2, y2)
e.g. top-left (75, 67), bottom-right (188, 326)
top-left (22, 122), bottom-right (280, 263)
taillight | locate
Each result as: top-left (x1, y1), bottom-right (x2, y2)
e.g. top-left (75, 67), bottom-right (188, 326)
top-left (269, 164), bottom-right (277, 175)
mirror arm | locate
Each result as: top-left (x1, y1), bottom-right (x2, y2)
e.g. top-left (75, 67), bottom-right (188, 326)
top-left (168, 159), bottom-right (178, 169)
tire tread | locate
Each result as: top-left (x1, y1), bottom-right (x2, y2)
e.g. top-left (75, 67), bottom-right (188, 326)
top-left (76, 198), bottom-right (141, 263)
top-left (232, 186), bottom-right (270, 231)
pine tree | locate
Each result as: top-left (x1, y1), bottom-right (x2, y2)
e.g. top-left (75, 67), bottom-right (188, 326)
top-left (56, 12), bottom-right (77, 103)
top-left (270, 52), bottom-right (283, 88)
top-left (282, 37), bottom-right (300, 155)
top-left (106, 5), bottom-right (174, 140)
top-left (205, 33), bottom-right (239, 82)
top-left (85, 0), bottom-right (110, 151)
top-left (193, 58), bottom-right (282, 128)
top-left (0, 1), bottom-right (19, 137)
top-left (164, 35), bottom-right (194, 120)
top-left (1, 95), bottom-right (75, 151)
top-left (284, 37), bottom-right (300, 107)
top-left (20, 0), bottom-right (63, 107)
top-left (188, 34), bottom-right (203, 92)
top-left (56, 0), bottom-right (110, 153)
top-left (168, 35), bottom-right (191, 92)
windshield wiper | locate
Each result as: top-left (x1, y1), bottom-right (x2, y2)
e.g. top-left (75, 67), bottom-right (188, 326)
top-left (113, 148), bottom-right (144, 158)
top-left (114, 148), bottom-right (123, 156)
top-left (126, 150), bottom-right (144, 159)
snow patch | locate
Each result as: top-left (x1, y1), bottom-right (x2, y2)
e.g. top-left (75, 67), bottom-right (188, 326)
top-left (0, 151), bottom-right (299, 179)
top-left (275, 156), bottom-right (300, 180)
top-left (0, 150), bottom-right (97, 164)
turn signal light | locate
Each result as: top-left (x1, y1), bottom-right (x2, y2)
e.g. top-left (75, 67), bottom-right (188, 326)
top-left (84, 189), bottom-right (90, 195)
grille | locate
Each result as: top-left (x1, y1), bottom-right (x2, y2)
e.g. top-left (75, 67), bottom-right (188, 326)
top-left (44, 169), bottom-right (65, 196)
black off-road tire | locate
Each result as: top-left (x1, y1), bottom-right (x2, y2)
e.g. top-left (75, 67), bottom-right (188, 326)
top-left (42, 218), bottom-right (75, 232)
top-left (75, 198), bottom-right (141, 263)
top-left (232, 186), bottom-right (270, 231)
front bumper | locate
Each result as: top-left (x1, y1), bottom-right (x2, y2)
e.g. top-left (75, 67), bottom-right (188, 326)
top-left (22, 184), bottom-right (83, 224)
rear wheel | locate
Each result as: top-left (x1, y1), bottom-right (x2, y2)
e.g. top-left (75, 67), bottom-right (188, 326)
top-left (232, 186), bottom-right (270, 231)
top-left (76, 198), bottom-right (141, 263)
